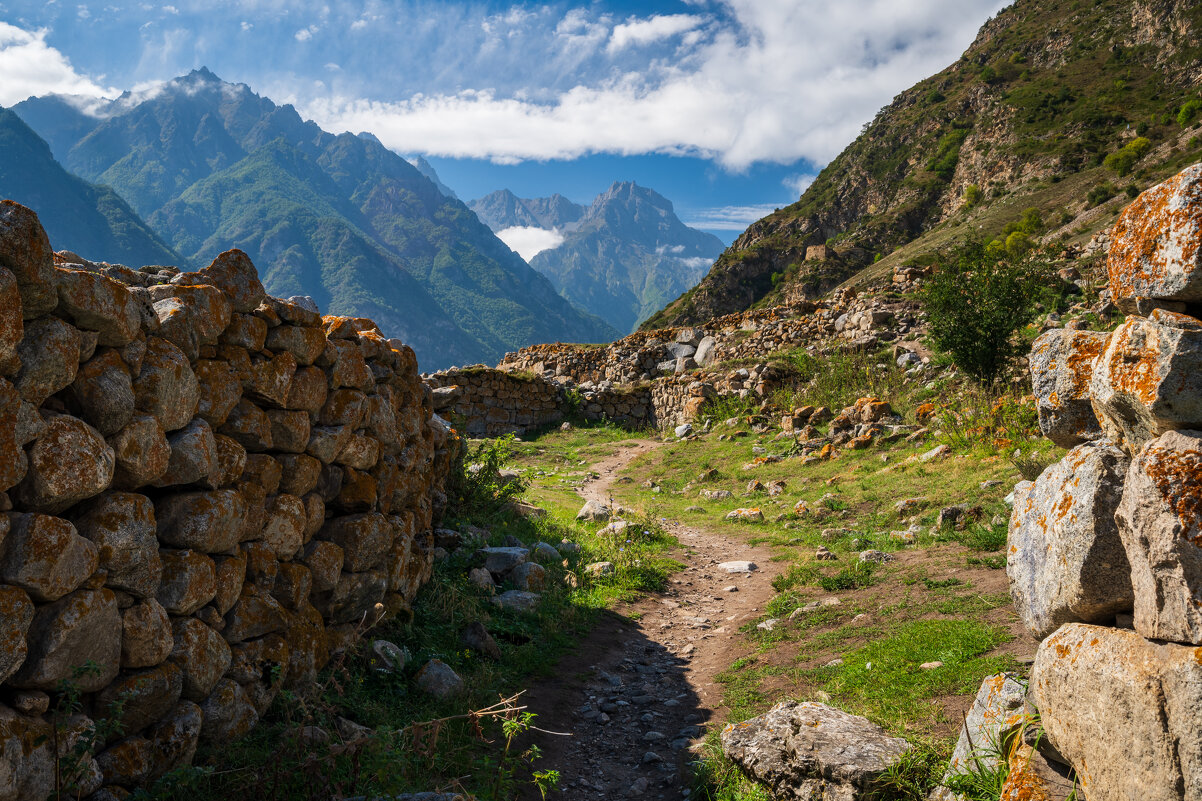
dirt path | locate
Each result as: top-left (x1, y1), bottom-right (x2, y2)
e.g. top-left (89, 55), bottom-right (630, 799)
top-left (517, 439), bottom-right (788, 800)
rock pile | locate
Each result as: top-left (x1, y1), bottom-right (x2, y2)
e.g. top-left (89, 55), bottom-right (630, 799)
top-left (1005, 165), bottom-right (1202, 800)
top-left (0, 200), bottom-right (455, 799)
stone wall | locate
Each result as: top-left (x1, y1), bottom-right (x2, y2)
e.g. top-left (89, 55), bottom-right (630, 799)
top-left (426, 368), bottom-right (565, 436)
top-left (1008, 165), bottom-right (1202, 799)
top-left (0, 200), bottom-right (455, 799)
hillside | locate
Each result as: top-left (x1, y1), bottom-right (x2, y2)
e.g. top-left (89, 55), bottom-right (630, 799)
top-left (472, 182), bottom-right (723, 333)
top-left (0, 109), bottom-right (180, 267)
top-left (12, 69), bottom-right (618, 369)
top-left (645, 0), bottom-right (1202, 328)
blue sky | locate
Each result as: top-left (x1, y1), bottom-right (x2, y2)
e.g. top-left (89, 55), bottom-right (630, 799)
top-left (0, 0), bottom-right (1009, 242)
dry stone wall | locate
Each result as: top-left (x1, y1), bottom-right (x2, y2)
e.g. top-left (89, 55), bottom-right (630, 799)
top-left (0, 200), bottom-right (456, 800)
top-left (1008, 165), bottom-right (1202, 800)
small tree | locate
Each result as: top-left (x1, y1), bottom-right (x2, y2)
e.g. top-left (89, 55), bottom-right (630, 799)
top-left (922, 237), bottom-right (1052, 382)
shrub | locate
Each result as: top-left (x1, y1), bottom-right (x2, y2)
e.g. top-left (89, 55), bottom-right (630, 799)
top-left (1104, 136), bottom-right (1152, 177)
top-left (1087, 182), bottom-right (1117, 207)
top-left (922, 238), bottom-right (1053, 382)
top-left (928, 129), bottom-right (970, 182)
top-left (1178, 99), bottom-right (1202, 127)
top-left (964, 184), bottom-right (983, 208)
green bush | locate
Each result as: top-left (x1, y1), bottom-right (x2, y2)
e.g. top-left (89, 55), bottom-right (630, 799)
top-left (1178, 99), bottom-right (1202, 127)
top-left (964, 184), bottom-right (983, 208)
top-left (922, 238), bottom-right (1053, 382)
top-left (1104, 136), bottom-right (1152, 177)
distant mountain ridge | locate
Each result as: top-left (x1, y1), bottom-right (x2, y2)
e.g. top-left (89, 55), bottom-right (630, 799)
top-left (0, 108), bottom-right (181, 268)
top-left (471, 182), bottom-right (722, 333)
top-left (12, 69), bottom-right (618, 369)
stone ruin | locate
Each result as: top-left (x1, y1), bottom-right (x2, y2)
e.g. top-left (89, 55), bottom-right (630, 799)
top-left (0, 200), bottom-right (457, 799)
top-left (1004, 163), bottom-right (1202, 799)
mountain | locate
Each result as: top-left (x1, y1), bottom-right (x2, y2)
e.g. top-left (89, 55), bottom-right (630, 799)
top-left (0, 109), bottom-right (180, 267)
top-left (13, 69), bottom-right (617, 369)
top-left (471, 182), bottom-right (723, 333)
top-left (407, 154), bottom-right (459, 200)
top-left (645, 0), bottom-right (1202, 329)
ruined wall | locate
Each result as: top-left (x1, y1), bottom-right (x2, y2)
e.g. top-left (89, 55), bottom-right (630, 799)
top-left (0, 200), bottom-right (456, 799)
top-left (426, 368), bottom-right (565, 436)
top-left (1009, 164), bottom-right (1202, 799)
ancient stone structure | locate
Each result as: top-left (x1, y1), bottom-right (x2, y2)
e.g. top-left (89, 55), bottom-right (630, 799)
top-left (1006, 166), bottom-right (1202, 800)
top-left (0, 200), bottom-right (456, 799)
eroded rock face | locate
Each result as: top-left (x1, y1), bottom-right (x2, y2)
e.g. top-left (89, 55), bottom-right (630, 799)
top-left (1115, 429), bottom-right (1202, 644)
top-left (1108, 163), bottom-right (1202, 311)
top-left (1007, 441), bottom-right (1133, 639)
top-left (1090, 310), bottom-right (1202, 453)
top-left (1029, 329), bottom-right (1108, 447)
top-left (1031, 623), bottom-right (1202, 801)
top-left (720, 701), bottom-right (911, 800)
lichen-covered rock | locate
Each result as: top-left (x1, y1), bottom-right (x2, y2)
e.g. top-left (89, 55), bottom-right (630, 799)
top-left (154, 489), bottom-right (246, 553)
top-left (0, 200), bottom-right (58, 318)
top-left (932, 674), bottom-right (1027, 797)
top-left (1029, 328), bottom-right (1108, 447)
top-left (156, 549), bottom-right (217, 615)
top-left (1007, 441), bottom-right (1133, 639)
top-left (143, 700), bottom-right (202, 780)
top-left (15, 415), bottom-right (114, 513)
top-left (301, 540), bottom-right (344, 593)
top-left (265, 324), bottom-right (326, 366)
top-left (0, 268), bottom-right (20, 373)
top-left (212, 551), bottom-right (247, 615)
top-left (0, 512), bottom-right (99, 601)
top-left (71, 491), bottom-right (161, 598)
top-left (149, 284), bottom-right (232, 360)
top-left (721, 701), bottom-right (911, 800)
top-left (95, 661), bottom-right (183, 735)
top-left (1090, 310), bottom-right (1202, 453)
top-left (120, 598), bottom-right (173, 668)
top-left (55, 267), bottom-right (141, 347)
top-left (415, 658), bottom-right (463, 698)
top-left (220, 398), bottom-right (273, 452)
top-left (259, 493), bottom-right (306, 559)
top-left (1031, 623), bottom-right (1202, 801)
top-left (223, 583), bottom-right (286, 643)
top-left (198, 678), bottom-right (259, 743)
top-left (1107, 163), bottom-right (1202, 310)
top-left (1116, 429), bottom-right (1202, 644)
top-left (246, 351), bottom-right (296, 409)
top-left (172, 249), bottom-right (265, 314)
top-left (266, 409), bottom-right (310, 454)
top-left (95, 735), bottom-right (155, 787)
top-left (313, 569), bottom-right (387, 625)
top-left (193, 359), bottom-right (241, 428)
top-left (319, 513), bottom-right (393, 571)
top-left (0, 586), bottom-right (33, 684)
top-left (69, 349), bottom-right (135, 436)
top-left (152, 417), bottom-right (219, 488)
top-left (15, 315), bottom-right (80, 405)
top-left (10, 588), bottom-right (120, 691)
top-left (132, 338), bottom-right (199, 433)
top-left (168, 617), bottom-right (231, 702)
top-left (0, 704), bottom-right (54, 801)
top-left (0, 380), bottom-right (26, 493)
top-left (108, 413), bottom-right (171, 490)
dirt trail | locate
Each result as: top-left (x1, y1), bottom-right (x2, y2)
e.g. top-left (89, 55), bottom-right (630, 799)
top-left (517, 439), bottom-right (787, 800)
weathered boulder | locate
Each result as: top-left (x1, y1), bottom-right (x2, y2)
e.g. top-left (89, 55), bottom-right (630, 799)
top-left (68, 349), bottom-right (135, 436)
top-left (95, 661), bottom-right (183, 736)
top-left (1115, 429), bottom-right (1202, 644)
top-left (415, 658), bottom-right (463, 698)
top-left (0, 200), bottom-right (58, 318)
top-left (193, 359), bottom-right (242, 428)
top-left (1107, 163), bottom-right (1202, 310)
top-left (10, 588), bottom-right (120, 691)
top-left (301, 540), bottom-right (344, 593)
top-left (15, 415), bottom-right (114, 513)
top-left (168, 617), bottom-right (231, 702)
top-left (260, 493), bottom-right (307, 559)
top-left (71, 491), bottom-right (161, 598)
top-left (198, 678), bottom-right (259, 743)
top-left (1029, 328), bottom-right (1108, 447)
top-left (132, 338), bottom-right (199, 433)
top-left (171, 249), bottom-right (266, 314)
top-left (152, 417), bottom-right (219, 488)
top-left (576, 500), bottom-right (610, 522)
top-left (313, 569), bottom-right (387, 625)
top-left (143, 700), bottom-right (202, 779)
top-left (156, 549), bottom-right (218, 615)
top-left (0, 704), bottom-right (54, 801)
top-left (55, 267), bottom-right (141, 347)
top-left (1031, 623), bottom-right (1202, 801)
top-left (1090, 310), bottom-right (1202, 453)
top-left (933, 674), bottom-right (1027, 797)
top-left (319, 513), bottom-right (393, 571)
top-left (220, 398), bottom-right (273, 452)
top-left (120, 598), bottom-right (174, 668)
top-left (0, 268), bottom-right (20, 373)
top-left (0, 586), bottom-right (34, 684)
top-left (720, 701), bottom-right (911, 800)
top-left (155, 489), bottom-right (246, 553)
top-left (223, 583), bottom-right (286, 643)
top-left (477, 546), bottom-right (529, 576)
top-left (15, 315), bottom-right (80, 405)
top-left (149, 284), bottom-right (232, 360)
top-left (108, 413), bottom-right (171, 489)
top-left (509, 561), bottom-right (546, 591)
top-left (0, 512), bottom-right (98, 602)
top-left (1007, 441), bottom-right (1133, 639)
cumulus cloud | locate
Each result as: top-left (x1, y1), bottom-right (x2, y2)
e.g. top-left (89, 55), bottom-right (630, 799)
top-left (0, 22), bottom-right (115, 106)
top-left (295, 25), bottom-right (319, 42)
top-left (495, 226), bottom-right (565, 260)
top-left (607, 14), bottom-right (704, 54)
top-left (302, 0), bottom-right (1008, 169)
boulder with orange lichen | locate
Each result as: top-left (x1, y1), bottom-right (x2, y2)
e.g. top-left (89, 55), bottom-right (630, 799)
top-left (1029, 328), bottom-right (1107, 448)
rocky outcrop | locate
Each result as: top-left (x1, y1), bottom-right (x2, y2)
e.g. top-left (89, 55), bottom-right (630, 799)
top-left (1008, 166), bottom-right (1202, 800)
top-left (0, 201), bottom-right (456, 798)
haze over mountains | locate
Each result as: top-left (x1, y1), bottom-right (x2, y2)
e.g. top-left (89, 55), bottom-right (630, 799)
top-left (471, 183), bottom-right (723, 333)
top-left (7, 68), bottom-right (619, 370)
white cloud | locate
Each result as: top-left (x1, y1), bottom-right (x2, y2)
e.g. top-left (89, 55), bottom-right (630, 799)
top-left (240, 20), bottom-right (252, 31)
top-left (162, 5), bottom-right (179, 13)
top-left (0, 22), bottom-right (115, 106)
top-left (301, 0), bottom-right (1009, 170)
top-left (683, 204), bottom-right (792, 231)
top-left (495, 226), bottom-right (565, 260)
top-left (677, 256), bottom-right (714, 270)
top-left (607, 14), bottom-right (704, 54)
top-left (783, 173), bottom-right (816, 197)
top-left (295, 24), bottom-right (318, 42)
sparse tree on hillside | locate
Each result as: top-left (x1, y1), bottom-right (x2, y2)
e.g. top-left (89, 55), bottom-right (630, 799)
top-left (922, 237), bottom-right (1053, 382)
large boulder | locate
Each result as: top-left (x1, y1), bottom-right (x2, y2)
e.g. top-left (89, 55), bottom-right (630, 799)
top-left (0, 200), bottom-right (58, 318)
top-left (931, 674), bottom-right (1027, 798)
top-left (168, 617), bottom-right (231, 702)
top-left (1090, 310), bottom-right (1202, 453)
top-left (108, 413), bottom-right (171, 489)
top-left (9, 588), bottom-right (121, 691)
top-left (318, 513), bottom-right (393, 571)
top-left (54, 267), bottom-right (141, 347)
top-left (1115, 429), bottom-right (1202, 644)
top-left (720, 701), bottom-right (911, 800)
top-left (152, 417), bottom-right (219, 488)
top-left (132, 338), bottom-right (199, 433)
top-left (156, 549), bottom-right (217, 615)
top-left (14, 415), bottom-right (115, 513)
top-left (1007, 441), bottom-right (1133, 639)
top-left (15, 316), bottom-right (80, 405)
top-left (1031, 623), bottom-right (1202, 801)
top-left (155, 489), bottom-right (247, 553)
top-left (1029, 328), bottom-right (1107, 447)
top-left (1107, 162), bottom-right (1202, 311)
top-left (69, 349), bottom-right (135, 436)
top-left (71, 492), bottom-right (161, 598)
top-left (120, 598), bottom-right (174, 669)
top-left (0, 513), bottom-right (98, 602)
top-left (171, 249), bottom-right (265, 314)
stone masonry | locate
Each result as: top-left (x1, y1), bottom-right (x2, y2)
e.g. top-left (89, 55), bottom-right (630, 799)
top-left (0, 200), bottom-right (456, 799)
